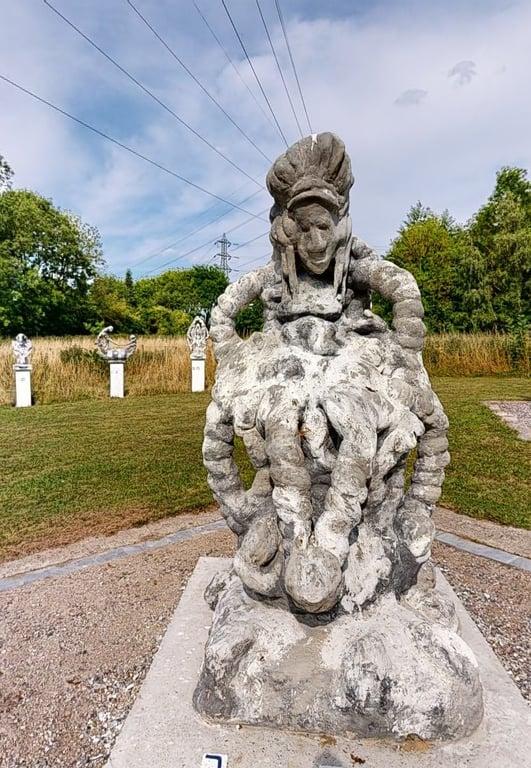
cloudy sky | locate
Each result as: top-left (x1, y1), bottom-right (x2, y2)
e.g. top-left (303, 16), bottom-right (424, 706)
top-left (1, 0), bottom-right (530, 277)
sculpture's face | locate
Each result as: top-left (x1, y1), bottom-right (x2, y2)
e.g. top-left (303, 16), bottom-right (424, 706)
top-left (291, 202), bottom-right (340, 275)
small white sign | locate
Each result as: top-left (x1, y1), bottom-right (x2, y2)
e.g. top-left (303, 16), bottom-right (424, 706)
top-left (201, 754), bottom-right (228, 768)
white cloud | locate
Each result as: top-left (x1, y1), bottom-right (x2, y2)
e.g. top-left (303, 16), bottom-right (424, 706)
top-left (394, 89), bottom-right (428, 106)
top-left (448, 60), bottom-right (477, 85)
top-left (1, 0), bottom-right (530, 275)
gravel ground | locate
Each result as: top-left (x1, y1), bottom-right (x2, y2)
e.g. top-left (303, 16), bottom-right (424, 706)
top-left (1, 532), bottom-right (529, 768)
top-left (0, 530), bottom-right (235, 768)
top-left (433, 541), bottom-right (531, 699)
top-left (485, 400), bottom-right (531, 441)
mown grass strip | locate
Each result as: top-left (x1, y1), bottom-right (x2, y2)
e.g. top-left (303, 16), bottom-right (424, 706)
top-left (0, 378), bottom-right (528, 561)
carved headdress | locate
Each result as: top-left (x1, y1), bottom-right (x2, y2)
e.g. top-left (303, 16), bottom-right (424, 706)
top-left (267, 133), bottom-right (354, 303)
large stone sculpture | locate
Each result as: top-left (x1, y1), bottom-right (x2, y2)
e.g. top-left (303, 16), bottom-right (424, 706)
top-left (194, 133), bottom-right (483, 741)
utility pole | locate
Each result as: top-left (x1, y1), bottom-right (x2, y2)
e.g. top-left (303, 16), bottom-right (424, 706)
top-left (215, 233), bottom-right (234, 278)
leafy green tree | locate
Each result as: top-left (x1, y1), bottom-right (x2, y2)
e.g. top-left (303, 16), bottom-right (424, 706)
top-left (133, 265), bottom-right (228, 331)
top-left (149, 269), bottom-right (198, 313)
top-left (0, 189), bottom-right (102, 335)
top-left (124, 268), bottom-right (135, 305)
top-left (85, 275), bottom-right (140, 333)
top-left (235, 299), bottom-right (264, 334)
top-left (137, 305), bottom-right (191, 335)
top-left (468, 167), bottom-right (531, 330)
top-left (386, 167), bottom-right (530, 333)
top-left (189, 265), bottom-right (228, 321)
top-left (386, 208), bottom-right (469, 331)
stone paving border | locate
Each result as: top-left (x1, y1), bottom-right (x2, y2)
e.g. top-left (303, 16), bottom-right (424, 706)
top-left (0, 519), bottom-right (529, 593)
top-left (0, 519), bottom-right (225, 593)
top-left (434, 531), bottom-right (531, 572)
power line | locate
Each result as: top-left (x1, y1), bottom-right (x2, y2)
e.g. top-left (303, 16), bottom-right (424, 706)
top-left (126, 0), bottom-right (272, 164)
top-left (0, 74), bottom-right (266, 219)
top-left (274, 0), bottom-right (312, 134)
top-left (141, 217), bottom-right (269, 277)
top-left (136, 203), bottom-right (270, 275)
top-left (192, 0), bottom-right (278, 136)
top-left (130, 188), bottom-right (266, 270)
top-left (255, 0), bottom-right (303, 139)
top-left (232, 230), bottom-right (269, 251)
top-left (42, 0), bottom-right (262, 188)
top-left (237, 251), bottom-right (270, 271)
top-left (220, 0), bottom-right (289, 147)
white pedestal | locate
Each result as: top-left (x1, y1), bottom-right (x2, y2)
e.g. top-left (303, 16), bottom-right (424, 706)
top-left (191, 357), bottom-right (206, 393)
top-left (109, 362), bottom-right (125, 398)
top-left (14, 365), bottom-right (32, 407)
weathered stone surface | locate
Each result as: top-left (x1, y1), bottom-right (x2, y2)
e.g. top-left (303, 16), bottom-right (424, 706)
top-left (95, 325), bottom-right (137, 361)
top-left (195, 132), bottom-right (483, 740)
top-left (187, 315), bottom-right (209, 360)
top-left (194, 572), bottom-right (483, 740)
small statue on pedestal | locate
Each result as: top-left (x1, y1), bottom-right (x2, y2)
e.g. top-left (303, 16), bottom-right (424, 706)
top-left (12, 333), bottom-right (33, 407)
top-left (95, 326), bottom-right (136, 398)
top-left (187, 316), bottom-right (209, 360)
top-left (187, 317), bottom-right (209, 392)
top-left (12, 333), bottom-right (33, 366)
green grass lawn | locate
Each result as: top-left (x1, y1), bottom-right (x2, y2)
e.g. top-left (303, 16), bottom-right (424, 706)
top-left (0, 378), bottom-right (529, 561)
top-left (436, 377), bottom-right (530, 528)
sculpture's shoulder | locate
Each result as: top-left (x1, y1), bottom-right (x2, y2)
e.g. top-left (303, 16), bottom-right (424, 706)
top-left (350, 236), bottom-right (381, 262)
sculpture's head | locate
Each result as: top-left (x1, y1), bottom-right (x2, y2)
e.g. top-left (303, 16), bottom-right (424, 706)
top-left (267, 133), bottom-right (354, 300)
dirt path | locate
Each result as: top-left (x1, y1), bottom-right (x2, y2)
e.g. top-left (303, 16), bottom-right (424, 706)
top-left (485, 400), bottom-right (531, 441)
top-left (433, 506), bottom-right (531, 558)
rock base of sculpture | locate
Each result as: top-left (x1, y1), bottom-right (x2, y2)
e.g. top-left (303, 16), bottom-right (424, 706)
top-left (105, 558), bottom-right (530, 768)
top-left (194, 572), bottom-right (483, 741)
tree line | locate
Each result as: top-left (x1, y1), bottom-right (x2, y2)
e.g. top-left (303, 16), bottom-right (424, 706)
top-left (0, 152), bottom-right (529, 337)
top-left (387, 166), bottom-right (530, 334)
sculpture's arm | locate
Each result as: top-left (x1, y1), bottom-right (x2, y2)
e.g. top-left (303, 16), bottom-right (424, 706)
top-left (349, 258), bottom-right (426, 352)
top-left (396, 395), bottom-right (450, 567)
top-left (349, 257), bottom-right (450, 570)
top-left (203, 395), bottom-right (283, 597)
top-left (209, 263), bottom-right (275, 359)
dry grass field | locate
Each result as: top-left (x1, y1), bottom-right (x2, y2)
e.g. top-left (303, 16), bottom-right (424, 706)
top-left (423, 331), bottom-right (529, 376)
top-left (0, 332), bottom-right (528, 406)
top-left (0, 335), bottom-right (217, 405)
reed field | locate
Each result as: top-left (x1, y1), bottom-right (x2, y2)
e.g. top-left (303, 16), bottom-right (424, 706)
top-left (0, 335), bottom-right (217, 406)
top-left (0, 332), bottom-right (528, 406)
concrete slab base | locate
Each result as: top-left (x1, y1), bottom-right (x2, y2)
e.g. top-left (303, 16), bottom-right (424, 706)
top-left (106, 557), bottom-right (530, 768)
